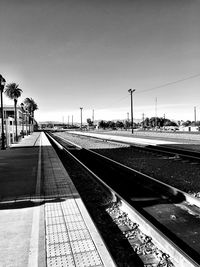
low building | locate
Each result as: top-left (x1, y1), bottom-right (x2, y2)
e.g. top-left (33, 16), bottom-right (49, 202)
top-left (0, 105), bottom-right (38, 146)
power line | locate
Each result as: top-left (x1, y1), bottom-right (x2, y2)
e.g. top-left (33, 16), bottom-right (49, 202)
top-left (93, 72), bottom-right (200, 112)
top-left (136, 73), bottom-right (200, 94)
top-left (97, 95), bottom-right (129, 110)
top-left (109, 95), bottom-right (129, 107)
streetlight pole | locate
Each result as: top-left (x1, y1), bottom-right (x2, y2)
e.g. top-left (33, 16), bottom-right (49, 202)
top-left (20, 103), bottom-right (24, 138)
top-left (28, 112), bottom-right (31, 135)
top-left (128, 89), bottom-right (136, 134)
top-left (80, 107), bottom-right (83, 130)
top-left (0, 74), bottom-right (6, 150)
top-left (25, 109), bottom-right (28, 135)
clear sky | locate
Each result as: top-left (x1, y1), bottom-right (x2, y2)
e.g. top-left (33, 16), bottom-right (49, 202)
top-left (0, 0), bottom-right (200, 123)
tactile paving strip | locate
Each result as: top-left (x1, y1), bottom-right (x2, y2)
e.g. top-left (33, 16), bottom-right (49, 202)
top-left (47, 255), bottom-right (75, 267)
top-left (46, 224), bottom-right (66, 235)
top-left (43, 139), bottom-right (105, 266)
top-left (67, 221), bottom-right (87, 231)
top-left (45, 209), bottom-right (63, 218)
top-left (46, 216), bottom-right (65, 225)
top-left (47, 242), bottom-right (72, 258)
top-left (64, 214), bottom-right (83, 223)
top-left (71, 239), bottom-right (95, 253)
top-left (73, 251), bottom-right (103, 267)
top-left (45, 202), bottom-right (104, 267)
top-left (61, 201), bottom-right (80, 216)
top-left (45, 204), bottom-right (58, 210)
top-left (47, 232), bottom-right (69, 244)
top-left (68, 229), bottom-right (91, 241)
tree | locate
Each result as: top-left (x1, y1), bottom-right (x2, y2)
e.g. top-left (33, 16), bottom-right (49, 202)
top-left (163, 119), bottom-right (172, 126)
top-left (116, 120), bottom-right (124, 129)
top-left (149, 117), bottom-right (157, 127)
top-left (5, 83), bottom-right (23, 141)
top-left (168, 121), bottom-right (177, 126)
top-left (124, 120), bottom-right (131, 129)
top-left (191, 121), bottom-right (200, 126)
top-left (182, 120), bottom-right (191, 127)
top-left (24, 97), bottom-right (38, 119)
top-left (159, 117), bottom-right (165, 127)
top-left (87, 118), bottom-right (93, 126)
top-left (143, 117), bottom-right (150, 128)
top-left (24, 97), bottom-right (38, 132)
top-left (107, 121), bottom-right (116, 129)
top-left (99, 120), bottom-right (107, 129)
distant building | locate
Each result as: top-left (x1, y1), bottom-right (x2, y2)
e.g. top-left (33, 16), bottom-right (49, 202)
top-left (0, 105), bottom-right (38, 146)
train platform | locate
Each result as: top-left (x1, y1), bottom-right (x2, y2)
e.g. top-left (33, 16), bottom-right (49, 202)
top-left (68, 131), bottom-right (181, 146)
top-left (0, 132), bottom-right (116, 267)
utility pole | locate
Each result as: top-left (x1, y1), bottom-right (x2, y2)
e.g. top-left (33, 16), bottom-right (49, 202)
top-left (80, 107), bottom-right (83, 130)
top-left (92, 109), bottom-right (94, 123)
top-left (142, 113), bottom-right (145, 129)
top-left (127, 112), bottom-right (129, 122)
top-left (194, 106), bottom-right (197, 124)
top-left (68, 115), bottom-right (69, 126)
top-left (72, 115), bottom-right (73, 126)
top-left (128, 89), bottom-right (136, 134)
top-left (155, 97), bottom-right (157, 128)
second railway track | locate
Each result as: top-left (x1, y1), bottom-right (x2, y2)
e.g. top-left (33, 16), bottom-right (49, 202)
top-left (46, 131), bottom-right (200, 267)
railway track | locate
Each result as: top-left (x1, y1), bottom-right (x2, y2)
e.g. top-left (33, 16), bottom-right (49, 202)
top-left (46, 131), bottom-right (200, 267)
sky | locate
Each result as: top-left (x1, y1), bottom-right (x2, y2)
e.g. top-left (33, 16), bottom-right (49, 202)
top-left (0, 0), bottom-right (200, 123)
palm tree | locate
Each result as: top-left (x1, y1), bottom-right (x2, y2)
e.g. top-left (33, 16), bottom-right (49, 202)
top-left (24, 97), bottom-right (38, 132)
top-left (5, 83), bottom-right (22, 141)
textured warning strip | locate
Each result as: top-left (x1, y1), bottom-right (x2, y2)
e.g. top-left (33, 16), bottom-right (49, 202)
top-left (42, 133), bottom-right (116, 267)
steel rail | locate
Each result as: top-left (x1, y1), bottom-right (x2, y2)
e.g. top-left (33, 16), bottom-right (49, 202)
top-left (45, 131), bottom-right (200, 267)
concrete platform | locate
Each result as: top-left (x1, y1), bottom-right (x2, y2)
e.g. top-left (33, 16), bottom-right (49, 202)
top-left (11, 132), bottom-right (41, 148)
top-left (68, 131), bottom-right (181, 146)
top-left (0, 132), bottom-right (116, 267)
